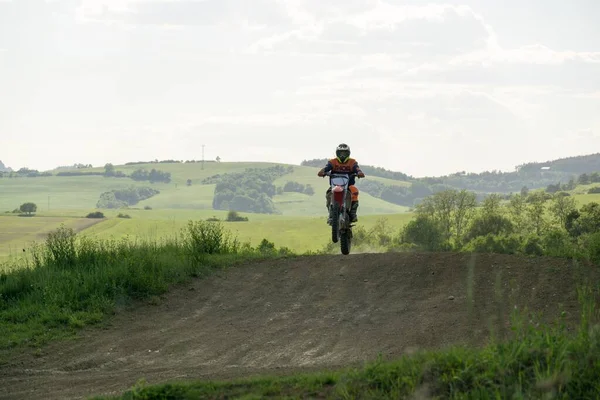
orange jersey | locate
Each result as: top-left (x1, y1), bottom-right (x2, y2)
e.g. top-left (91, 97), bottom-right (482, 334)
top-left (322, 157), bottom-right (363, 185)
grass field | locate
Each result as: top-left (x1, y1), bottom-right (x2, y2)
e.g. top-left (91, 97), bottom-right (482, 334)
top-left (5, 160), bottom-right (600, 264)
top-left (0, 215), bottom-right (106, 265)
top-left (1, 162), bottom-right (409, 215)
top-left (0, 161), bottom-right (412, 262)
top-left (0, 211), bottom-right (414, 265)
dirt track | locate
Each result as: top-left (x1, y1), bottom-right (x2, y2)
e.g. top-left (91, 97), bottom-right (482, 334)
top-left (1, 252), bottom-right (597, 400)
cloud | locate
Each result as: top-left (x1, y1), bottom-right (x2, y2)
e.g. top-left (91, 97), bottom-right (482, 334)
top-left (248, 2), bottom-right (491, 57)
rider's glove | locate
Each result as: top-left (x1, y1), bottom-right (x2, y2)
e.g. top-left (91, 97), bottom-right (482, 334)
top-left (358, 172), bottom-right (365, 178)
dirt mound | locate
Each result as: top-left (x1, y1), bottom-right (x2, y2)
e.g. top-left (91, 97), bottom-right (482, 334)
top-left (2, 252), bottom-right (597, 400)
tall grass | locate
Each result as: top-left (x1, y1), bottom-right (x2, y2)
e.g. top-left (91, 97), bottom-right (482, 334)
top-left (94, 284), bottom-right (600, 399)
top-left (0, 221), bottom-right (292, 354)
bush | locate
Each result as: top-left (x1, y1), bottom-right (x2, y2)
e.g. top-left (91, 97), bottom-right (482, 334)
top-left (182, 220), bottom-right (240, 265)
top-left (226, 210), bottom-right (249, 222)
top-left (86, 211), bottom-right (105, 219)
top-left (401, 215), bottom-right (447, 251)
top-left (463, 234), bottom-right (521, 255)
top-left (542, 229), bottom-right (574, 258)
top-left (465, 214), bottom-right (514, 242)
top-left (144, 206), bottom-right (152, 210)
top-left (523, 235), bottom-right (544, 256)
top-left (581, 232), bottom-right (600, 265)
top-left (117, 213), bottom-right (132, 219)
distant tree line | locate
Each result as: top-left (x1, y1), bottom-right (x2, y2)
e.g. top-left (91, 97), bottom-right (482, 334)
top-left (125, 158), bottom-right (219, 165)
top-left (282, 181), bottom-right (315, 196)
top-left (96, 186), bottom-right (160, 209)
top-left (208, 166), bottom-right (293, 214)
top-left (545, 172), bottom-right (600, 194)
top-left (355, 179), bottom-right (480, 207)
top-left (301, 159), bottom-right (412, 181)
top-left (303, 153), bottom-right (600, 195)
top-left (2, 168), bottom-right (53, 178)
top-left (130, 168), bottom-right (171, 183)
top-left (516, 152), bottom-right (600, 175)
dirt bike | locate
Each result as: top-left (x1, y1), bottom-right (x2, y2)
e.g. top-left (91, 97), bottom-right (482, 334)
top-left (325, 172), bottom-right (358, 255)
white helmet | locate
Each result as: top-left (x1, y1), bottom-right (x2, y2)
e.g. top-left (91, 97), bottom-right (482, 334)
top-left (336, 143), bottom-right (351, 162)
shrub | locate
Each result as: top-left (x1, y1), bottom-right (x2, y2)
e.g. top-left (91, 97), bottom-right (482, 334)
top-left (542, 229), bottom-right (575, 258)
top-left (226, 210), bottom-right (249, 222)
top-left (581, 232), bottom-right (600, 265)
top-left (86, 211), bottom-right (105, 219)
top-left (182, 220), bottom-right (240, 265)
top-left (523, 235), bottom-right (544, 256)
top-left (401, 215), bottom-right (447, 251)
top-left (117, 213), bottom-right (132, 219)
top-left (463, 234), bottom-right (521, 255)
top-left (258, 238), bottom-right (276, 255)
top-left (465, 214), bottom-right (514, 242)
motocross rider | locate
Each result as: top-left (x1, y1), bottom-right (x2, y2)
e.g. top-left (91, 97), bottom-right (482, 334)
top-left (317, 143), bottom-right (365, 223)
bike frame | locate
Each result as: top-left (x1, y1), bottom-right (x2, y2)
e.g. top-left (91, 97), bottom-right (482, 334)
top-left (328, 173), bottom-right (355, 227)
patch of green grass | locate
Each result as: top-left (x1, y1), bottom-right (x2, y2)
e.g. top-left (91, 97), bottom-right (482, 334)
top-left (0, 175), bottom-right (167, 212)
top-left (92, 286), bottom-right (600, 400)
top-left (79, 213), bottom-right (414, 255)
top-left (0, 211), bottom-right (414, 263)
top-left (0, 222), bottom-right (291, 358)
top-left (572, 193), bottom-right (600, 207)
top-left (0, 216), bottom-right (105, 265)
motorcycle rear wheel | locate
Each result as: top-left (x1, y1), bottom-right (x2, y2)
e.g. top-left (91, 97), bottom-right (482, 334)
top-left (340, 230), bottom-right (351, 255)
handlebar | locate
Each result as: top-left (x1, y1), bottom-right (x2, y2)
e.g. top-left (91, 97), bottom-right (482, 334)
top-left (324, 172), bottom-right (360, 177)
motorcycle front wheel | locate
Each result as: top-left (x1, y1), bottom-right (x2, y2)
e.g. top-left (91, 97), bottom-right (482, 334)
top-left (331, 202), bottom-right (340, 243)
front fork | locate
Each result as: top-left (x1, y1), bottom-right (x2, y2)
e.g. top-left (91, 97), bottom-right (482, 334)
top-left (330, 188), bottom-right (351, 228)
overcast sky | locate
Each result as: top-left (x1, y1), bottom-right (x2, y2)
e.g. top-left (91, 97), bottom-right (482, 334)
top-left (1, 0), bottom-right (599, 176)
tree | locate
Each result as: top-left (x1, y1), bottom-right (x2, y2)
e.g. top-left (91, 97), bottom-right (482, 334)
top-left (415, 189), bottom-right (476, 245)
top-left (19, 202), bottom-right (37, 215)
top-left (527, 192), bottom-right (548, 235)
top-left (549, 192), bottom-right (577, 227)
top-left (104, 163), bottom-right (115, 177)
top-left (304, 184), bottom-right (315, 196)
top-left (508, 194), bottom-right (527, 233)
top-left (482, 193), bottom-right (503, 217)
top-left (579, 173), bottom-right (591, 185)
top-left (453, 190), bottom-right (477, 243)
top-left (402, 215), bottom-right (445, 251)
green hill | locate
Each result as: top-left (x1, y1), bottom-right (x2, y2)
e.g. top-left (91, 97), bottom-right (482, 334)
top-left (1, 161), bottom-right (408, 216)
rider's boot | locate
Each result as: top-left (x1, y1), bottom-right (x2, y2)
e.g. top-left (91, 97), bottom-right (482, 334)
top-left (349, 201), bottom-right (359, 222)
